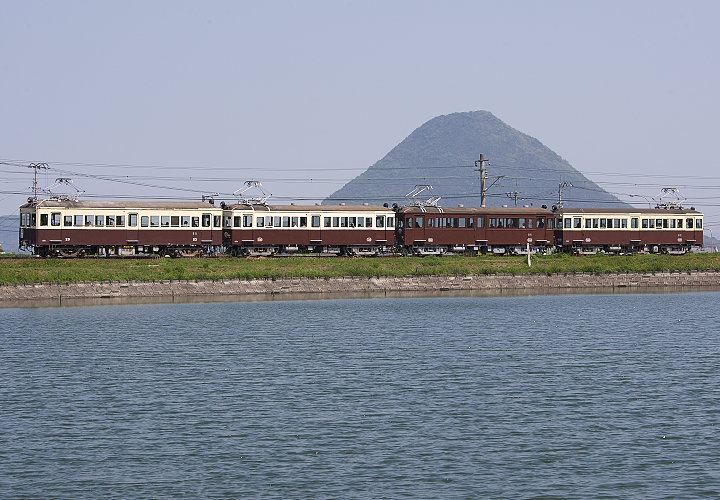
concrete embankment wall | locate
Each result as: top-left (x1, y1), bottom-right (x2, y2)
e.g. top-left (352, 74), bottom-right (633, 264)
top-left (2, 271), bottom-right (720, 306)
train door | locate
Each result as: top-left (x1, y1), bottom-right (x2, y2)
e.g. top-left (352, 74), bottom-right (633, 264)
top-left (127, 213), bottom-right (140, 246)
top-left (309, 214), bottom-right (322, 247)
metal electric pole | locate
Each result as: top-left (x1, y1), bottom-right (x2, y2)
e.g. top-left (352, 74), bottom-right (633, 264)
top-left (475, 154), bottom-right (489, 207)
top-left (557, 181), bottom-right (573, 208)
top-left (27, 163), bottom-right (49, 202)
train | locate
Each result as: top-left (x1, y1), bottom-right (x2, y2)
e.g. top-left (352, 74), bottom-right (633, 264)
top-left (18, 198), bottom-right (704, 257)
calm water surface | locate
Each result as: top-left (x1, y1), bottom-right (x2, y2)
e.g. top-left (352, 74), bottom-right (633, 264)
top-left (2, 292), bottom-right (719, 498)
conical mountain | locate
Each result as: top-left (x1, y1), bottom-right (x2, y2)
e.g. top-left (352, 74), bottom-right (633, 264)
top-left (324, 111), bottom-right (627, 209)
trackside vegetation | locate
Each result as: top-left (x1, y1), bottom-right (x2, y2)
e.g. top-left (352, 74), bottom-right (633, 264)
top-left (1, 253), bottom-right (720, 285)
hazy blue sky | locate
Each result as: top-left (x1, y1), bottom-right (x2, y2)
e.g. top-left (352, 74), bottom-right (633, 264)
top-left (2, 0), bottom-right (719, 232)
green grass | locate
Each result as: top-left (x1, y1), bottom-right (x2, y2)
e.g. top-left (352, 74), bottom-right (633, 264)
top-left (1, 253), bottom-right (720, 285)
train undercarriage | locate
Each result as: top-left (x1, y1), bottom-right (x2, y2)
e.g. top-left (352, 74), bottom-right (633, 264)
top-left (228, 244), bottom-right (392, 257)
top-left (33, 244), bottom-right (219, 258)
top-left (567, 243), bottom-right (694, 256)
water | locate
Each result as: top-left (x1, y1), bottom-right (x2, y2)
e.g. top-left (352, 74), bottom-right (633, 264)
top-left (2, 292), bottom-right (719, 498)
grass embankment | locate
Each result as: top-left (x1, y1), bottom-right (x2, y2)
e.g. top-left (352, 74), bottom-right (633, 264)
top-left (1, 253), bottom-right (720, 285)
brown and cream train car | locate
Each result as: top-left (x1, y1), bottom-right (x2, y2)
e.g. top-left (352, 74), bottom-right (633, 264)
top-left (19, 200), bottom-right (224, 256)
top-left (222, 204), bottom-right (396, 256)
top-left (395, 206), bottom-right (557, 255)
top-left (555, 208), bottom-right (704, 254)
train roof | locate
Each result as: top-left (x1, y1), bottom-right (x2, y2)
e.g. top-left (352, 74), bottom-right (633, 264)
top-left (21, 200), bottom-right (220, 210)
top-left (397, 206), bottom-right (553, 215)
top-left (556, 207), bottom-right (703, 215)
top-left (224, 204), bottom-right (394, 212)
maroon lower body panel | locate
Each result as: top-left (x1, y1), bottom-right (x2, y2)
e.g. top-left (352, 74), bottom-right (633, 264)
top-left (30, 228), bottom-right (221, 246)
top-left (227, 229), bottom-right (394, 246)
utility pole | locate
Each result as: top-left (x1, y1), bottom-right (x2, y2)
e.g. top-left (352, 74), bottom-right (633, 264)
top-left (557, 181), bottom-right (573, 208)
top-left (27, 163), bottom-right (49, 202)
top-left (506, 191), bottom-right (520, 207)
top-left (475, 154), bottom-right (489, 207)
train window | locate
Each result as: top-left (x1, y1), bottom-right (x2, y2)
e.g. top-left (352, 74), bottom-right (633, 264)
top-left (51, 212), bottom-right (61, 226)
top-left (282, 216), bottom-right (290, 227)
top-left (687, 218), bottom-right (694, 229)
top-left (478, 217), bottom-right (485, 228)
top-left (677, 219), bottom-right (683, 228)
top-left (171, 216), bottom-right (180, 227)
top-left (257, 216), bottom-right (265, 227)
top-left (152, 216), bottom-right (160, 227)
top-left (141, 216), bottom-right (149, 227)
top-left (243, 215), bottom-right (253, 227)
top-left (40, 214), bottom-right (48, 226)
top-left (291, 217), bottom-right (299, 227)
top-left (202, 214), bottom-right (211, 227)
top-left (468, 218), bottom-right (474, 228)
top-left (117, 216), bottom-right (125, 227)
top-left (631, 218), bottom-right (638, 229)
top-left (584, 219), bottom-right (591, 229)
top-left (599, 218), bottom-right (607, 228)
top-left (527, 218), bottom-right (533, 229)
top-left (655, 219), bottom-right (662, 229)
top-left (161, 216), bottom-right (170, 227)
top-left (427, 218), bottom-right (434, 228)
top-left (572, 217), bottom-right (580, 228)
top-left (489, 218), bottom-right (497, 228)
top-left (518, 218), bottom-right (526, 229)
top-left (613, 219), bottom-right (620, 228)
top-left (324, 217), bottom-right (331, 227)
top-left (129, 214), bottom-right (138, 227)
top-left (366, 217), bottom-right (372, 227)
top-left (223, 216), bottom-right (232, 227)
top-left (332, 217), bottom-right (339, 227)
top-left (64, 215), bottom-right (73, 226)
top-left (696, 219), bottom-right (703, 229)
top-left (274, 216), bottom-right (281, 227)
top-left (84, 215), bottom-right (93, 226)
top-left (214, 216), bottom-right (221, 228)
top-left (564, 218), bottom-right (572, 229)
top-left (387, 217), bottom-right (394, 228)
top-left (407, 217), bottom-right (414, 229)
top-left (459, 218), bottom-right (466, 228)
top-left (452, 218), bottom-right (459, 228)
top-left (641, 219), bottom-right (648, 228)
top-left (668, 219), bottom-right (676, 229)
top-left (182, 216), bottom-right (191, 227)
top-left (348, 217), bottom-right (356, 227)
top-left (266, 217), bottom-right (274, 227)
top-left (621, 219), bottom-right (627, 228)
top-left (340, 217), bottom-right (348, 227)
top-left (300, 217), bottom-right (307, 227)
top-left (416, 216), bottom-right (424, 228)
top-left (74, 215), bottom-right (84, 226)
top-left (192, 217), bottom-right (199, 227)
top-left (356, 217), bottom-right (364, 227)
top-left (311, 216), bottom-right (320, 227)
top-left (536, 217), bottom-right (545, 229)
top-left (234, 216), bottom-right (242, 227)
top-left (95, 215), bottom-right (105, 227)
